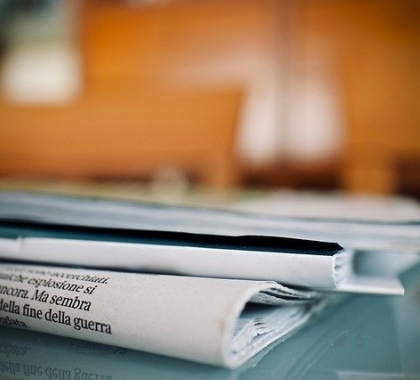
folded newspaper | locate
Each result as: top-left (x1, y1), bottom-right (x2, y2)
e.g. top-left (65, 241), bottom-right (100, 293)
top-left (0, 263), bottom-right (325, 368)
top-left (0, 191), bottom-right (411, 294)
top-left (0, 190), bottom-right (417, 367)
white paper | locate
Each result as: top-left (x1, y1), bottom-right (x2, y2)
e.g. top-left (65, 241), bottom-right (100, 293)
top-left (1, 190), bottom-right (419, 252)
top-left (0, 237), bottom-right (404, 295)
top-left (232, 191), bottom-right (420, 221)
top-left (0, 264), bottom-right (323, 368)
top-left (1, 237), bottom-right (338, 288)
top-left (0, 191), bottom-right (407, 295)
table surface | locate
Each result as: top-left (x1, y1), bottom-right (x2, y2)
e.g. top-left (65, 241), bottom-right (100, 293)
top-left (1, 264), bottom-right (419, 380)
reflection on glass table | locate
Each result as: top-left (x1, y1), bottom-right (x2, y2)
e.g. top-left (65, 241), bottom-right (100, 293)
top-left (1, 264), bottom-right (419, 380)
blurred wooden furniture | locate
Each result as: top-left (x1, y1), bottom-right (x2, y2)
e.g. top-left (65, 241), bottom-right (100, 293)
top-left (82, 0), bottom-right (280, 95)
top-left (1, 0), bottom-right (286, 187)
top-left (4, 0), bottom-right (419, 194)
top-left (0, 89), bottom-right (242, 187)
top-left (0, 0), bottom-right (286, 188)
top-left (340, 1), bottom-right (420, 195)
top-left (295, 0), bottom-right (420, 195)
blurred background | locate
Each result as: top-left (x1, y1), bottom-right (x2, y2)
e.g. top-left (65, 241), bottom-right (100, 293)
top-left (0, 0), bottom-right (419, 199)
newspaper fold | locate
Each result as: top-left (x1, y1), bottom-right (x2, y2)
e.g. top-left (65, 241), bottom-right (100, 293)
top-left (0, 263), bottom-right (323, 368)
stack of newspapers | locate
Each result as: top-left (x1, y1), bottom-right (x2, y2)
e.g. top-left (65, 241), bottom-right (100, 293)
top-left (0, 190), bottom-right (419, 368)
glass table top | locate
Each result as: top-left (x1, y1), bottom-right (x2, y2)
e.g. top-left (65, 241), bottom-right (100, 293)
top-left (1, 264), bottom-right (419, 380)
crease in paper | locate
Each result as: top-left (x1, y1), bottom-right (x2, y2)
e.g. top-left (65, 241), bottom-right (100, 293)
top-left (0, 263), bottom-right (324, 368)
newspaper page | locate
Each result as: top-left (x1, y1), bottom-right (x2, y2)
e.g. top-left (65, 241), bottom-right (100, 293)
top-left (1, 190), bottom-right (420, 251)
top-left (0, 263), bottom-right (323, 368)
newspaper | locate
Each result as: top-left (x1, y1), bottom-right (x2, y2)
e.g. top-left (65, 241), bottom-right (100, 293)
top-left (0, 263), bottom-right (325, 368)
top-left (1, 190), bottom-right (420, 252)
